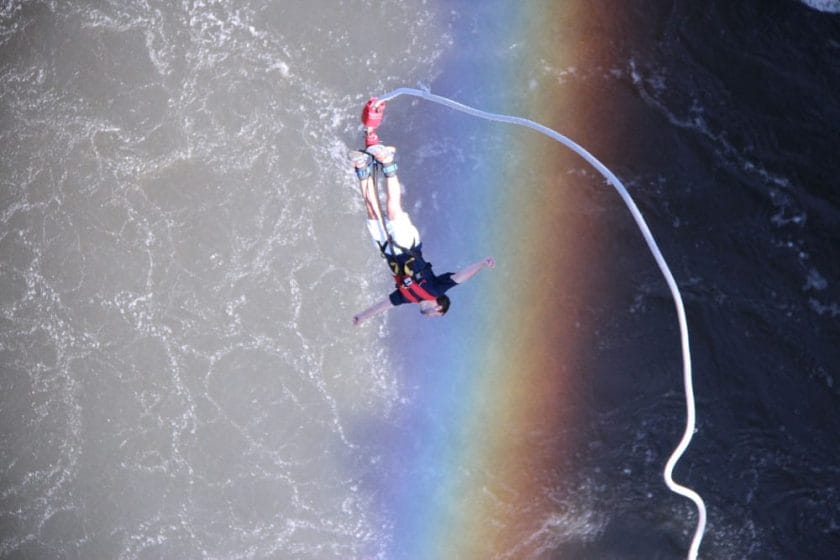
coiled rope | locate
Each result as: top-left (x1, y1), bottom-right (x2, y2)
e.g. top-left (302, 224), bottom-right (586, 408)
top-left (375, 87), bottom-right (707, 559)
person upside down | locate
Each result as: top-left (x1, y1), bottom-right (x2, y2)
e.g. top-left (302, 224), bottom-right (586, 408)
top-left (349, 142), bottom-right (495, 326)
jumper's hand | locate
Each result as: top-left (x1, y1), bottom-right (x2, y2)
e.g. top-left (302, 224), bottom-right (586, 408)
top-left (484, 256), bottom-right (496, 269)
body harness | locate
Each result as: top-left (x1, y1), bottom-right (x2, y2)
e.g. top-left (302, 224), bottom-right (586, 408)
top-left (377, 238), bottom-right (439, 303)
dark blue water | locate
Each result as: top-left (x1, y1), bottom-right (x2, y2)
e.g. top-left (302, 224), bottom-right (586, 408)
top-left (550, 1), bottom-right (840, 558)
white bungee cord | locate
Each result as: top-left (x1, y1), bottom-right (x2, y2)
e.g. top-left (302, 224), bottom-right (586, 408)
top-left (373, 87), bottom-right (707, 559)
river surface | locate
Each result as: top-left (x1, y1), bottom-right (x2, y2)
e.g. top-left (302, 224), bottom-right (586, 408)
top-left (1, 1), bottom-right (838, 559)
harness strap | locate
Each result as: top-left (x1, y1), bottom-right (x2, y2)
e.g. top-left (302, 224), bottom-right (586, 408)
top-left (378, 237), bottom-right (418, 259)
top-left (395, 275), bottom-right (438, 303)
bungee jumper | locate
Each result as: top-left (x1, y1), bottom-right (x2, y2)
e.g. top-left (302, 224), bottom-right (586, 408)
top-left (350, 97), bottom-right (495, 327)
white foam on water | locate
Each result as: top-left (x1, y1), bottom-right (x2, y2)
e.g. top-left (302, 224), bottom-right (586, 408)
top-left (627, 57), bottom-right (840, 327)
top-left (0, 1), bottom-right (448, 558)
top-left (799, 0), bottom-right (840, 13)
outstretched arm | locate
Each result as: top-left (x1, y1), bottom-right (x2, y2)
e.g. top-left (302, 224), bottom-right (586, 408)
top-left (452, 256), bottom-right (496, 284)
top-left (353, 298), bottom-right (395, 327)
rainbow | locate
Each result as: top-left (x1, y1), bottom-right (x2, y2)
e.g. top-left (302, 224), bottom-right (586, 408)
top-left (357, 3), bottom-right (700, 558)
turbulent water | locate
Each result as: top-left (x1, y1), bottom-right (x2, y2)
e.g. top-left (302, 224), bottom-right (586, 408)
top-left (0, 2), bottom-right (445, 558)
top-left (1, 1), bottom-right (838, 559)
top-left (570, 2), bottom-right (840, 558)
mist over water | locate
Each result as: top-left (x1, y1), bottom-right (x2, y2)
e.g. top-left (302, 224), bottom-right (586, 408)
top-left (2, 1), bottom-right (839, 559)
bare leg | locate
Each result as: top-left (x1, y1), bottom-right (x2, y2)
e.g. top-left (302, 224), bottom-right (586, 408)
top-left (384, 175), bottom-right (404, 221)
top-left (368, 146), bottom-right (404, 220)
top-left (350, 150), bottom-right (382, 221)
top-left (358, 175), bottom-right (381, 221)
